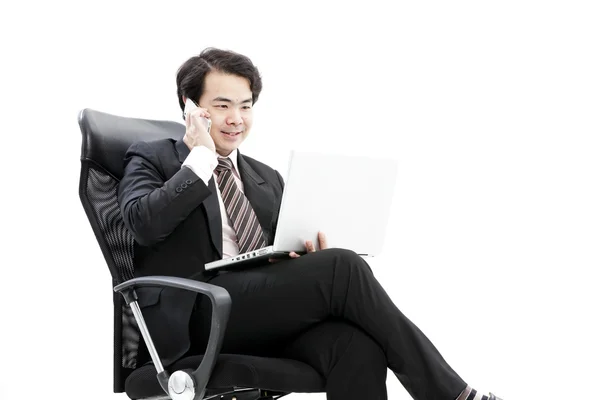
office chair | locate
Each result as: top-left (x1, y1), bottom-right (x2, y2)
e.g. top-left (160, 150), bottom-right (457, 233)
top-left (77, 108), bottom-right (325, 400)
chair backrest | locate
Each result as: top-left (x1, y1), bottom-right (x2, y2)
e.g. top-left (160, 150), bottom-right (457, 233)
top-left (77, 108), bottom-right (184, 392)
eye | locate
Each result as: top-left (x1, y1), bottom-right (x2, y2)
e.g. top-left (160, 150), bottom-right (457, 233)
top-left (242, 105), bottom-right (252, 110)
top-left (215, 104), bottom-right (228, 109)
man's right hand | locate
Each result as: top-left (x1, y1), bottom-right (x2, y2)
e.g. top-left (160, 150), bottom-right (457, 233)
top-left (183, 107), bottom-right (216, 153)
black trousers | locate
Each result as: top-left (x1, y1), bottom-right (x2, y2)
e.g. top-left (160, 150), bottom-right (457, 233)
top-left (189, 248), bottom-right (466, 400)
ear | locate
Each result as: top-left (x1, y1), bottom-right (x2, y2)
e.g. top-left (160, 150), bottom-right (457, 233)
top-left (182, 96), bottom-right (188, 104)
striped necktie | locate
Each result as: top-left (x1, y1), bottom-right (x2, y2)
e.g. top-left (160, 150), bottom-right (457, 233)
top-left (215, 157), bottom-right (267, 254)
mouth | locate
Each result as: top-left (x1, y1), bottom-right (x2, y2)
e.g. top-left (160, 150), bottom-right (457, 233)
top-left (221, 131), bottom-right (242, 137)
top-left (220, 130), bottom-right (242, 142)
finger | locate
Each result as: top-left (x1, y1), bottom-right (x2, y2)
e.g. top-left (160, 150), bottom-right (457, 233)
top-left (268, 258), bottom-right (279, 263)
top-left (191, 116), bottom-right (212, 135)
top-left (318, 231), bottom-right (328, 250)
top-left (305, 240), bottom-right (315, 252)
top-left (191, 108), bottom-right (210, 119)
top-left (191, 113), bottom-right (208, 124)
top-left (289, 252), bottom-right (301, 258)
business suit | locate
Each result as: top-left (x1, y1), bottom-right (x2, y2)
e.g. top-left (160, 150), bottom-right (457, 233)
top-left (118, 138), bottom-right (466, 400)
top-left (118, 137), bottom-right (284, 364)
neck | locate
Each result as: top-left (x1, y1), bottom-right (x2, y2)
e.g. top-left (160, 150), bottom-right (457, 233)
top-left (217, 149), bottom-right (234, 157)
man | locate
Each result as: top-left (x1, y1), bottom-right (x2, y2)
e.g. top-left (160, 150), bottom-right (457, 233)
top-left (117, 47), bottom-right (502, 400)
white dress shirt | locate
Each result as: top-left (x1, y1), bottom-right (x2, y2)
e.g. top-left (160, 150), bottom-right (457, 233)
top-left (182, 146), bottom-right (245, 259)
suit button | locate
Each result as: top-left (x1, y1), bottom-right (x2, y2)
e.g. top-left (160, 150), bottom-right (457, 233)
top-left (181, 183), bottom-right (188, 189)
top-left (185, 179), bottom-right (193, 184)
top-left (176, 187), bottom-right (183, 193)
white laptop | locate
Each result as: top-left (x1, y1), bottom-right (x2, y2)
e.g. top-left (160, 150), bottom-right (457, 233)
top-left (204, 150), bottom-right (398, 271)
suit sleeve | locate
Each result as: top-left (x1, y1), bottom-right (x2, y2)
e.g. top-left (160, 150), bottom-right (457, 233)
top-left (117, 141), bottom-right (213, 247)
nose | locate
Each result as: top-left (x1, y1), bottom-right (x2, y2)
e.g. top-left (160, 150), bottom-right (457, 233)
top-left (226, 108), bottom-right (243, 126)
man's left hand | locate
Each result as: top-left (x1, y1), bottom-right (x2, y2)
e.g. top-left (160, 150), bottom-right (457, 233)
top-left (269, 231), bottom-right (328, 262)
top-left (289, 231), bottom-right (328, 258)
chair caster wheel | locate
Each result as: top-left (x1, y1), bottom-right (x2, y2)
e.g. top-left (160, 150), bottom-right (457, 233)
top-left (168, 370), bottom-right (195, 400)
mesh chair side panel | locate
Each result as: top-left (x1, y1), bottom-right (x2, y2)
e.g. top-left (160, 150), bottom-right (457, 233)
top-left (84, 165), bottom-right (141, 378)
top-left (86, 167), bottom-right (134, 281)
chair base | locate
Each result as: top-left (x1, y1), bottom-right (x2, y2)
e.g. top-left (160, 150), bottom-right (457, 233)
top-left (138, 387), bottom-right (288, 400)
top-left (126, 354), bottom-right (324, 399)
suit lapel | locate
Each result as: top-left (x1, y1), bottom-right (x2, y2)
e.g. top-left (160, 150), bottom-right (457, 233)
top-left (174, 140), bottom-right (275, 254)
top-left (237, 152), bottom-right (276, 244)
top-left (204, 177), bottom-right (223, 256)
top-left (175, 139), bottom-right (223, 257)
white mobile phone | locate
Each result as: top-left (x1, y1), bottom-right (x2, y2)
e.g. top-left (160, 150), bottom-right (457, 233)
top-left (184, 98), bottom-right (211, 133)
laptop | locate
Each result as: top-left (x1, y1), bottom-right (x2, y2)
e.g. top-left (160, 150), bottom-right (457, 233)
top-left (204, 150), bottom-right (399, 271)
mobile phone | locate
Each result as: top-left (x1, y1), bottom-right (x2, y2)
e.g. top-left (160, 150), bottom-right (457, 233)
top-left (184, 98), bottom-right (211, 133)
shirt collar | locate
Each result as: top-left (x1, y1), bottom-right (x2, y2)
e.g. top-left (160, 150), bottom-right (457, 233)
top-left (219, 149), bottom-right (240, 175)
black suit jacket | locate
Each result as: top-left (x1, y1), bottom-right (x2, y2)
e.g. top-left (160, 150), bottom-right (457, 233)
top-left (117, 138), bottom-right (285, 366)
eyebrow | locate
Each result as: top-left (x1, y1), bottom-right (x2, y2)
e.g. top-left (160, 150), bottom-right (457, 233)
top-left (212, 96), bottom-right (253, 104)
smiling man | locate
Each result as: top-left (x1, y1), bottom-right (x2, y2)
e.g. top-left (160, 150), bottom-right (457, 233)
top-left (117, 48), bottom-right (502, 400)
top-left (184, 73), bottom-right (253, 155)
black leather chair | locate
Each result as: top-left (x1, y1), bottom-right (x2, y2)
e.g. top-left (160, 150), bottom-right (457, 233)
top-left (77, 108), bottom-right (325, 400)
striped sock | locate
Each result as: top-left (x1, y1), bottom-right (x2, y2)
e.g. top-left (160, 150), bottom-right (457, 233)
top-left (457, 385), bottom-right (501, 400)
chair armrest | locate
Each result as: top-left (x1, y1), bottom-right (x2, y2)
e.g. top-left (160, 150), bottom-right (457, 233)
top-left (114, 276), bottom-right (231, 400)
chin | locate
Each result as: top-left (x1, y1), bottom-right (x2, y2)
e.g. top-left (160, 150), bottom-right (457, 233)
top-left (221, 139), bottom-right (244, 151)
top-left (217, 145), bottom-right (238, 156)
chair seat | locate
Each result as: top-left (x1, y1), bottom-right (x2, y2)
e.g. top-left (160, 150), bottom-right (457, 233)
top-left (125, 353), bottom-right (325, 399)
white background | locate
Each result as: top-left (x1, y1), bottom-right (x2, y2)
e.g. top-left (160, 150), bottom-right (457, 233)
top-left (1, 1), bottom-right (599, 399)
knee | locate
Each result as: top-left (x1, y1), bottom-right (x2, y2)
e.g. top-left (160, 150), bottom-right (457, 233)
top-left (323, 248), bottom-right (373, 274)
top-left (323, 248), bottom-right (359, 260)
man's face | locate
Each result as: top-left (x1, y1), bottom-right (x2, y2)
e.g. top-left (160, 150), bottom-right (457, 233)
top-left (198, 71), bottom-right (254, 157)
